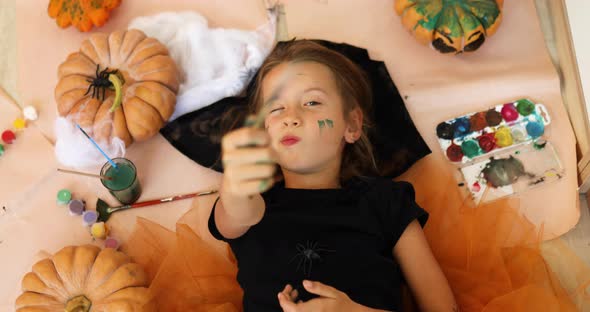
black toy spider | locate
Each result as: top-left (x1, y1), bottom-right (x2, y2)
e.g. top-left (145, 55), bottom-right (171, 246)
top-left (85, 64), bottom-right (119, 101)
top-left (288, 241), bottom-right (334, 277)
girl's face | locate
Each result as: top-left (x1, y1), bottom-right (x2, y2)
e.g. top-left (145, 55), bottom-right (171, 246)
top-left (261, 61), bottom-right (361, 175)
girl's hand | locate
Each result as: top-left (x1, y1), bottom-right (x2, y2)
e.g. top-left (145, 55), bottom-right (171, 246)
top-left (278, 280), bottom-right (382, 312)
top-left (279, 284), bottom-right (300, 304)
top-left (221, 126), bottom-right (277, 198)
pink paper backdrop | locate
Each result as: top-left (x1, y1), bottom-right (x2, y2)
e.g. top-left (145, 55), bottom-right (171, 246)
top-left (0, 0), bottom-right (579, 309)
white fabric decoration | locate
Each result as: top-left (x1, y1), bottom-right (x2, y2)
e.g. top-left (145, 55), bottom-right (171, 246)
top-left (129, 10), bottom-right (277, 121)
top-left (54, 117), bottom-right (126, 169)
top-left (23, 106), bottom-right (38, 121)
top-left (54, 9), bottom-right (276, 167)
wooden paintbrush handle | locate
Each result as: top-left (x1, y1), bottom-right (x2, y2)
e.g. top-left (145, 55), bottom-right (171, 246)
top-left (129, 190), bottom-right (217, 209)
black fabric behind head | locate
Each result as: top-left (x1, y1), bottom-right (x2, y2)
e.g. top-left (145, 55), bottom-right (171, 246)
top-left (160, 40), bottom-right (430, 178)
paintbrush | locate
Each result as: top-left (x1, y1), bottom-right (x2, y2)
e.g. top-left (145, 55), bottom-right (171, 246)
top-left (244, 66), bottom-right (292, 129)
top-left (96, 190), bottom-right (218, 222)
top-left (76, 123), bottom-right (118, 169)
top-left (244, 95), bottom-right (276, 130)
top-left (57, 168), bottom-right (113, 180)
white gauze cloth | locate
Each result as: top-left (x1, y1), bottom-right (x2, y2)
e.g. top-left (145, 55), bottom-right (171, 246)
top-left (129, 10), bottom-right (277, 121)
top-left (54, 9), bottom-right (276, 168)
top-left (54, 117), bottom-right (126, 169)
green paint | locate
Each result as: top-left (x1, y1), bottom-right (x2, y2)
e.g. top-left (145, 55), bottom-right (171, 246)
top-left (259, 179), bottom-right (270, 192)
top-left (414, 1), bottom-right (443, 31)
top-left (436, 4), bottom-right (462, 39)
top-left (461, 140), bottom-right (480, 158)
top-left (455, 5), bottom-right (481, 34)
top-left (57, 189), bottom-right (72, 205)
top-left (407, 0), bottom-right (501, 34)
top-left (516, 99), bottom-right (535, 116)
top-left (103, 164), bottom-right (136, 191)
top-left (318, 119), bottom-right (333, 132)
top-left (243, 116), bottom-right (256, 127)
top-left (533, 139), bottom-right (547, 150)
top-left (459, 0), bottom-right (500, 29)
top-left (101, 160), bottom-right (142, 204)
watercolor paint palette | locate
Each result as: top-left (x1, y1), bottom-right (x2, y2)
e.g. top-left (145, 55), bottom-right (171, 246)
top-left (436, 99), bottom-right (551, 164)
top-left (459, 140), bottom-right (564, 204)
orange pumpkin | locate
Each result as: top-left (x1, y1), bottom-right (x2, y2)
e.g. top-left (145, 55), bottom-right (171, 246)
top-left (56, 29), bottom-right (180, 146)
top-left (48, 0), bottom-right (122, 32)
top-left (395, 0), bottom-right (504, 53)
top-left (15, 245), bottom-right (155, 312)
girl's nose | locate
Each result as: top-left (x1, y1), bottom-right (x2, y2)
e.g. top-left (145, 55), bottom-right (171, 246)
top-left (283, 118), bottom-right (300, 127)
top-left (282, 110), bottom-right (301, 127)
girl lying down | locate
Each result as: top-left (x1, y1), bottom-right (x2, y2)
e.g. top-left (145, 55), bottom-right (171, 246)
top-left (209, 39), bottom-right (456, 312)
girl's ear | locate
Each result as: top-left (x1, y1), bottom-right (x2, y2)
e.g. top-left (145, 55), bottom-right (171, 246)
top-left (345, 107), bottom-right (363, 144)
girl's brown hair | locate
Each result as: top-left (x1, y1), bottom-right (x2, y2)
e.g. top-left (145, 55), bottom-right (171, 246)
top-left (249, 39), bottom-right (377, 182)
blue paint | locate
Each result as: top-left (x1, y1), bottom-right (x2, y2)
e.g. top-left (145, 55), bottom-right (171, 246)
top-left (525, 121), bottom-right (544, 138)
top-left (453, 117), bottom-right (471, 138)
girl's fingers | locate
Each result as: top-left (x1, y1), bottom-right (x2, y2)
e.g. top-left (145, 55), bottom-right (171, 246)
top-left (302, 280), bottom-right (340, 298)
top-left (278, 292), bottom-right (297, 311)
top-left (222, 147), bottom-right (277, 167)
top-left (290, 288), bottom-right (299, 301)
top-left (280, 284), bottom-right (298, 302)
top-left (224, 164), bottom-right (276, 182)
top-left (222, 127), bottom-right (270, 151)
top-left (282, 284), bottom-right (292, 295)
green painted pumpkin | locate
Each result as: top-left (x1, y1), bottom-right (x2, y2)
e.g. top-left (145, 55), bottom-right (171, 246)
top-left (395, 0), bottom-right (504, 53)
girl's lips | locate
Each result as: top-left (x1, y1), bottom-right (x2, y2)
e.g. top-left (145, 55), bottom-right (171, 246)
top-left (280, 135), bottom-right (301, 146)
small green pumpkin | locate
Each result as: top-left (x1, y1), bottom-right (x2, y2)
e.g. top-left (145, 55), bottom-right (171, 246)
top-left (395, 0), bottom-right (504, 54)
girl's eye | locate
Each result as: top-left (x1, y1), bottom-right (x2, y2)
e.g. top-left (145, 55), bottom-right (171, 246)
top-left (304, 101), bottom-right (321, 107)
top-left (270, 107), bottom-right (284, 114)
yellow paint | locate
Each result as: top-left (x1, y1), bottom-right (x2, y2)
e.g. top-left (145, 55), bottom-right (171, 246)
top-left (91, 222), bottom-right (109, 239)
top-left (13, 118), bottom-right (26, 130)
top-left (494, 126), bottom-right (513, 147)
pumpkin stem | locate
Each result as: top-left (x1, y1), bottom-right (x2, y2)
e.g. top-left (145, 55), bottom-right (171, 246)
top-left (65, 295), bottom-right (92, 312)
top-left (108, 73), bottom-right (123, 113)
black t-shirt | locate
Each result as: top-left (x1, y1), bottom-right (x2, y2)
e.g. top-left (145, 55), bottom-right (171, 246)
top-left (208, 177), bottom-right (428, 311)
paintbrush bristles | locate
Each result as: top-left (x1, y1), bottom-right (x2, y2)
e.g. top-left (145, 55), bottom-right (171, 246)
top-left (57, 168), bottom-right (113, 180)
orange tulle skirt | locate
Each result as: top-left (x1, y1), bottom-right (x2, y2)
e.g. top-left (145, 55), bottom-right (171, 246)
top-left (122, 156), bottom-right (590, 311)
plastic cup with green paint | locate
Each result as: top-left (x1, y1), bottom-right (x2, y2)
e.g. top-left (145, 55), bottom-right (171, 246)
top-left (100, 158), bottom-right (142, 205)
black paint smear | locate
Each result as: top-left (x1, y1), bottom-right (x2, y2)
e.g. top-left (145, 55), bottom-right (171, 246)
top-left (432, 31), bottom-right (458, 54)
top-left (464, 32), bottom-right (485, 52)
top-left (436, 122), bottom-right (454, 140)
top-left (481, 156), bottom-right (535, 188)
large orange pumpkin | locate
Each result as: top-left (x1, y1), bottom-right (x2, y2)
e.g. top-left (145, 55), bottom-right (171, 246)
top-left (48, 0), bottom-right (123, 32)
top-left (56, 29), bottom-right (180, 146)
top-left (15, 245), bottom-right (155, 312)
top-left (394, 0), bottom-right (504, 53)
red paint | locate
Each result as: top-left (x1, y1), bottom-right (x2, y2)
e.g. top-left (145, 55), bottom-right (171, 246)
top-left (2, 130), bottom-right (15, 144)
top-left (469, 112), bottom-right (488, 132)
top-left (446, 143), bottom-right (463, 162)
top-left (280, 135), bottom-right (300, 146)
top-left (478, 133), bottom-right (496, 152)
top-left (501, 103), bottom-right (519, 122)
top-left (472, 181), bottom-right (481, 192)
top-left (104, 237), bottom-right (119, 249)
